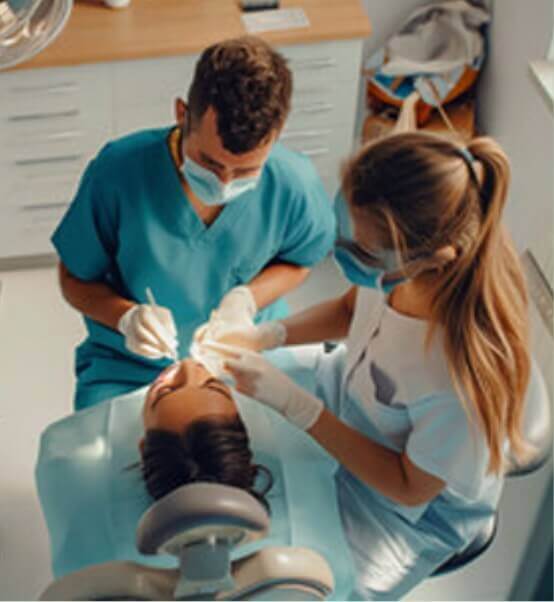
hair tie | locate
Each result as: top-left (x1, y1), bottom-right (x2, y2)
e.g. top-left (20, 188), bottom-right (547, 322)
top-left (457, 146), bottom-right (480, 187)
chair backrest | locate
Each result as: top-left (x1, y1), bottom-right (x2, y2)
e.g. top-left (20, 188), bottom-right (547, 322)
top-left (136, 482), bottom-right (270, 599)
top-left (506, 360), bottom-right (552, 476)
top-left (136, 482), bottom-right (269, 556)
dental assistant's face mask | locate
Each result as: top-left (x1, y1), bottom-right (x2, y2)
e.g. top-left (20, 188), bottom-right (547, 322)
top-left (334, 238), bottom-right (408, 294)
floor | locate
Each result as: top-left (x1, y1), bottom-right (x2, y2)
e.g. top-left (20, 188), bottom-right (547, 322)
top-left (0, 258), bottom-right (551, 600)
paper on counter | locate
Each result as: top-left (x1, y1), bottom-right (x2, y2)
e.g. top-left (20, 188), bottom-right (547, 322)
top-left (241, 7), bottom-right (310, 34)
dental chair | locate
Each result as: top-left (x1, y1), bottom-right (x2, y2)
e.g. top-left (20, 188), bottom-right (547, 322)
top-left (432, 360), bottom-right (552, 576)
top-left (40, 482), bottom-right (334, 601)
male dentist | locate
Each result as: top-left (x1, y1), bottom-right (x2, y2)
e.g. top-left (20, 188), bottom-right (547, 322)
top-left (52, 36), bottom-right (335, 410)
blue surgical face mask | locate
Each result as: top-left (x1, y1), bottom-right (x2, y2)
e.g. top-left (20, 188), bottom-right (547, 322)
top-left (181, 154), bottom-right (259, 206)
top-left (333, 239), bottom-right (407, 294)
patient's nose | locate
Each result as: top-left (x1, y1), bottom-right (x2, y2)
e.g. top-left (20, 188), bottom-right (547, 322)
top-left (181, 358), bottom-right (212, 386)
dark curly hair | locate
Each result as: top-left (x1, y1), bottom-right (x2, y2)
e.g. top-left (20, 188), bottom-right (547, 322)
top-left (140, 416), bottom-right (273, 511)
top-left (187, 36), bottom-right (292, 153)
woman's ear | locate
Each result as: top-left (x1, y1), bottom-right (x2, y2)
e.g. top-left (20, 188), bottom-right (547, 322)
top-left (432, 245), bottom-right (458, 268)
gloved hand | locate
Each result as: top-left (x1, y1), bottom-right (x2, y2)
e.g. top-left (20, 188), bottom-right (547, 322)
top-left (204, 342), bottom-right (324, 430)
top-left (217, 286), bottom-right (257, 322)
top-left (193, 286), bottom-right (257, 348)
top-left (117, 303), bottom-right (178, 360)
top-left (198, 318), bottom-right (287, 352)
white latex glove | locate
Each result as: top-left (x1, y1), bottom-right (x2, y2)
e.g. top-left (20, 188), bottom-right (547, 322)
top-left (218, 286), bottom-right (257, 322)
top-left (117, 304), bottom-right (178, 360)
top-left (205, 342), bottom-right (324, 431)
top-left (193, 286), bottom-right (257, 349)
top-left (198, 318), bottom-right (287, 352)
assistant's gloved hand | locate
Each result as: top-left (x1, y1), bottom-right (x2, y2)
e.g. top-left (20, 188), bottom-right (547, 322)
top-left (206, 319), bottom-right (288, 352)
top-left (194, 286), bottom-right (286, 352)
top-left (205, 342), bottom-right (324, 430)
top-left (117, 303), bottom-right (178, 360)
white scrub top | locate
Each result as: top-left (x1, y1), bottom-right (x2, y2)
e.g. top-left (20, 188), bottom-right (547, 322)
top-left (314, 287), bottom-right (503, 600)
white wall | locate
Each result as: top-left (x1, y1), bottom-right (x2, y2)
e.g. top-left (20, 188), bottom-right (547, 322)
top-left (477, 2), bottom-right (554, 599)
top-left (478, 0), bottom-right (554, 285)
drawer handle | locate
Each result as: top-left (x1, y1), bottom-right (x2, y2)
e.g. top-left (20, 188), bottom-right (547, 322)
top-left (8, 109), bottom-right (80, 123)
top-left (8, 82), bottom-right (79, 95)
top-left (22, 203), bottom-right (69, 212)
top-left (292, 103), bottom-right (334, 114)
top-left (15, 154), bottom-right (83, 167)
top-left (300, 147), bottom-right (330, 158)
top-left (281, 129), bottom-right (332, 140)
top-left (290, 58), bottom-right (337, 70)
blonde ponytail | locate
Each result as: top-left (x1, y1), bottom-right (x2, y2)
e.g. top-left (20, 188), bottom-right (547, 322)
top-left (443, 137), bottom-right (531, 472)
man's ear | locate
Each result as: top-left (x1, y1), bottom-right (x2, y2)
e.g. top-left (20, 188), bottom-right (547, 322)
top-left (175, 98), bottom-right (188, 130)
top-left (138, 437), bottom-right (145, 456)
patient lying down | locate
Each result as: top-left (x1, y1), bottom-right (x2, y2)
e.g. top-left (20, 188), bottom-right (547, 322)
top-left (36, 347), bottom-right (353, 596)
top-left (139, 359), bottom-right (272, 507)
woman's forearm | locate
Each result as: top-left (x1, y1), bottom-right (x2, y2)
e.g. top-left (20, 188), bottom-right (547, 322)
top-left (281, 288), bottom-right (355, 345)
top-left (58, 263), bottom-right (133, 331)
top-left (248, 263), bottom-right (310, 309)
top-left (308, 409), bottom-right (445, 506)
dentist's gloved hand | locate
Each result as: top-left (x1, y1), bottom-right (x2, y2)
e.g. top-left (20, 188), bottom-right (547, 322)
top-left (218, 286), bottom-right (257, 322)
top-left (193, 286), bottom-right (257, 348)
top-left (205, 342), bottom-right (324, 431)
top-left (118, 303), bottom-right (178, 360)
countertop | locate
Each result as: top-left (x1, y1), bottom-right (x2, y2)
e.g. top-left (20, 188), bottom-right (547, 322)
top-left (11, 0), bottom-right (371, 70)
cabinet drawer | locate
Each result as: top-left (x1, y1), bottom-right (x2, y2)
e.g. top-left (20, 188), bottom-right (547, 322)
top-left (282, 125), bottom-right (353, 163)
top-left (280, 40), bottom-right (362, 88)
top-left (0, 204), bottom-right (68, 258)
top-left (0, 151), bottom-right (88, 209)
top-left (1, 110), bottom-right (110, 159)
top-left (113, 102), bottom-right (174, 138)
top-left (113, 56), bottom-right (197, 110)
top-left (0, 64), bottom-right (111, 126)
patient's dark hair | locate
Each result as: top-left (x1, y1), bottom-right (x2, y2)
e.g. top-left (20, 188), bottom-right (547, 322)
top-left (140, 416), bottom-right (272, 510)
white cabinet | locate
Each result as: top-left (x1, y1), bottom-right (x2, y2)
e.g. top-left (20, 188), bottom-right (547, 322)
top-left (112, 55), bottom-right (198, 136)
top-left (0, 38), bottom-right (364, 265)
top-left (0, 63), bottom-right (112, 261)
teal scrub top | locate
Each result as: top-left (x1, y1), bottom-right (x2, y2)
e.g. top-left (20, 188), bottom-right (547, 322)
top-left (52, 128), bottom-right (335, 410)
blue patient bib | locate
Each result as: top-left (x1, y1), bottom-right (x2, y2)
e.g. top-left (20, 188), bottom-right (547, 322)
top-left (35, 349), bottom-right (355, 599)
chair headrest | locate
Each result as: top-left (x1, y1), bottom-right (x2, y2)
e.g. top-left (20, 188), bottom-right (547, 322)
top-left (506, 359), bottom-right (552, 475)
top-left (136, 482), bottom-right (269, 556)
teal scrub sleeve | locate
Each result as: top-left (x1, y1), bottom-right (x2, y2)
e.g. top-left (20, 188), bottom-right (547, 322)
top-left (405, 392), bottom-right (491, 500)
top-left (276, 173), bottom-right (336, 267)
top-left (51, 155), bottom-right (118, 281)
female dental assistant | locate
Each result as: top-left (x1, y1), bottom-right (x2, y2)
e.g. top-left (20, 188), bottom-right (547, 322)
top-left (204, 132), bottom-right (532, 600)
top-left (52, 36), bottom-right (335, 411)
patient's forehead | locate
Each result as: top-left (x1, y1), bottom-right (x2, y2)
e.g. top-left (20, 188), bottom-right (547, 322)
top-left (148, 384), bottom-right (238, 434)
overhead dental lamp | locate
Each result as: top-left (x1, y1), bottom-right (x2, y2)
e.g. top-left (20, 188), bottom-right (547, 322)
top-left (0, 0), bottom-right (72, 70)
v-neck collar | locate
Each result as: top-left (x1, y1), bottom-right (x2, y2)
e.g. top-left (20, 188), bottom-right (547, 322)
top-left (159, 127), bottom-right (250, 245)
